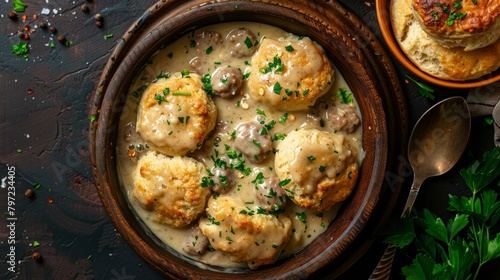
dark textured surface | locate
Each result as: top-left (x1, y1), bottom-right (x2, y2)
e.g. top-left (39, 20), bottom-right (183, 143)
top-left (0, 0), bottom-right (495, 279)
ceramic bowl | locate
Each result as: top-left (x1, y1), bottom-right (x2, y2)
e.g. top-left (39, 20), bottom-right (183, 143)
top-left (89, 0), bottom-right (408, 278)
top-left (376, 0), bottom-right (500, 89)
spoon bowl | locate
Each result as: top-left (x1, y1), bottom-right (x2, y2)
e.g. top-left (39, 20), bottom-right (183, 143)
top-left (404, 96), bottom-right (471, 216)
top-left (370, 96), bottom-right (471, 279)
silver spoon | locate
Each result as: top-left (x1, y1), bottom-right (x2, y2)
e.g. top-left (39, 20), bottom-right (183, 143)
top-left (369, 96), bottom-right (471, 279)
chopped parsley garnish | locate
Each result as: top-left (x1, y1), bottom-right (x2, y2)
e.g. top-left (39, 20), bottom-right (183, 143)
top-left (202, 74), bottom-right (215, 96)
top-left (155, 94), bottom-right (167, 104)
top-left (157, 71), bottom-right (171, 79)
top-left (319, 166), bottom-right (326, 172)
top-left (307, 156), bottom-right (316, 162)
top-left (206, 46), bottom-right (213, 54)
top-left (256, 108), bottom-right (266, 116)
top-left (252, 172), bottom-right (265, 186)
top-left (104, 34), bottom-right (114, 40)
top-left (244, 36), bottom-right (253, 48)
top-left (172, 91), bottom-right (191, 96)
top-left (285, 45), bottom-right (294, 52)
top-left (273, 133), bottom-right (287, 141)
top-left (252, 139), bottom-right (261, 147)
top-left (178, 116), bottom-right (190, 124)
top-left (273, 82), bottom-right (282, 94)
top-left (265, 120), bottom-right (276, 131)
top-left (445, 11), bottom-right (467, 26)
top-left (432, 11), bottom-right (439, 20)
top-left (279, 179), bottom-right (291, 187)
top-left (279, 112), bottom-right (288, 124)
top-left (296, 212), bottom-right (307, 223)
top-left (208, 216), bottom-right (220, 225)
top-left (336, 87), bottom-right (353, 104)
top-left (181, 69), bottom-right (190, 78)
top-left (259, 54), bottom-right (284, 75)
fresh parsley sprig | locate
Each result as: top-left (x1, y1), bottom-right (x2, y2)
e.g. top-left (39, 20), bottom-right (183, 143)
top-left (382, 147), bottom-right (500, 280)
top-left (405, 74), bottom-right (435, 100)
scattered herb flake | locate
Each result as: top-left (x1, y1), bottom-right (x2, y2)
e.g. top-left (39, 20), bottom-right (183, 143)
top-left (273, 82), bottom-right (282, 94)
top-left (12, 41), bottom-right (29, 58)
top-left (296, 212), bottom-right (307, 223)
top-left (12, 0), bottom-right (28, 12)
top-left (244, 36), bottom-right (253, 49)
top-left (104, 34), bottom-right (114, 40)
top-left (172, 91), bottom-right (191, 96)
top-left (256, 108), bottom-right (266, 116)
top-left (279, 112), bottom-right (288, 124)
top-left (33, 241), bottom-right (40, 247)
top-left (181, 69), bottom-right (190, 78)
top-left (206, 46), bottom-right (213, 54)
top-left (155, 94), bottom-right (167, 104)
top-left (279, 179), bottom-right (291, 187)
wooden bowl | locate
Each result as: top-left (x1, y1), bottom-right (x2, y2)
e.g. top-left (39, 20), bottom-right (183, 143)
top-left (89, 0), bottom-right (408, 278)
top-left (376, 0), bottom-right (500, 89)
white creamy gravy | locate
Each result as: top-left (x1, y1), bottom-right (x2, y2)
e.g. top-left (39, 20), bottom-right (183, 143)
top-left (116, 22), bottom-right (362, 268)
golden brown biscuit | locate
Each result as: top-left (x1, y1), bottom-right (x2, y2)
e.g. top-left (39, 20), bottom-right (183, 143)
top-left (247, 37), bottom-right (334, 111)
top-left (136, 72), bottom-right (217, 156)
top-left (198, 196), bottom-right (292, 269)
top-left (132, 151), bottom-right (211, 227)
top-left (412, 0), bottom-right (500, 50)
top-left (392, 0), bottom-right (500, 80)
top-left (274, 129), bottom-right (358, 212)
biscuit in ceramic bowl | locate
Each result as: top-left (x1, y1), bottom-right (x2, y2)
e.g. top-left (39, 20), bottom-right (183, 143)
top-left (412, 0), bottom-right (500, 51)
top-left (392, 0), bottom-right (500, 80)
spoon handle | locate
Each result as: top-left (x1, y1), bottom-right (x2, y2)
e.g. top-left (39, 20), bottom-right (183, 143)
top-left (369, 176), bottom-right (424, 279)
top-left (400, 175), bottom-right (424, 218)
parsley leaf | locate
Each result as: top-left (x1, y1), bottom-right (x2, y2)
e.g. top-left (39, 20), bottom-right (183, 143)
top-left (405, 74), bottom-right (435, 100)
top-left (12, 0), bottom-right (28, 12)
top-left (382, 147), bottom-right (500, 280)
top-left (12, 41), bottom-right (29, 58)
top-left (336, 87), bottom-right (353, 104)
